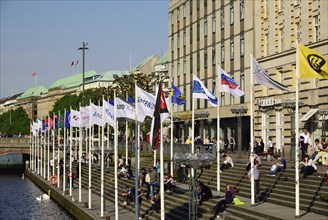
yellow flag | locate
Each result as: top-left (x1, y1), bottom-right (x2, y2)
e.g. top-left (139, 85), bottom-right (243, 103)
top-left (298, 44), bottom-right (328, 79)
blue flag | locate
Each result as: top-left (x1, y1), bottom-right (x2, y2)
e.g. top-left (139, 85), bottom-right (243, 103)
top-left (64, 111), bottom-right (70, 128)
top-left (171, 83), bottom-right (187, 105)
top-left (193, 74), bottom-right (218, 107)
top-left (128, 96), bottom-right (135, 104)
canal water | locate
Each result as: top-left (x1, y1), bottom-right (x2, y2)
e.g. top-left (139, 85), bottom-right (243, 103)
top-left (0, 169), bottom-right (74, 219)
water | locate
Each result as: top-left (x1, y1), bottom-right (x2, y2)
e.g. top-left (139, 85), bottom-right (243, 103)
top-left (0, 172), bottom-right (74, 220)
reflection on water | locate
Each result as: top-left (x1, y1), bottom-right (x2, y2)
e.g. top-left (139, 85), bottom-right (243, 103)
top-left (0, 172), bottom-right (73, 220)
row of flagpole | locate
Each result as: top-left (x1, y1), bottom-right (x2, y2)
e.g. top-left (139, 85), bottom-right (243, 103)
top-left (28, 43), bottom-right (326, 219)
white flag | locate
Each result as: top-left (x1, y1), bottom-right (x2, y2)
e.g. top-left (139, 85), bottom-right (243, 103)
top-left (103, 99), bottom-right (115, 128)
top-left (70, 110), bottom-right (81, 127)
top-left (32, 122), bottom-right (39, 136)
top-left (136, 86), bottom-right (156, 123)
top-left (80, 106), bottom-right (90, 128)
top-left (115, 97), bottom-right (135, 121)
top-left (37, 119), bottom-right (43, 132)
top-left (193, 74), bottom-right (218, 107)
top-left (90, 103), bottom-right (103, 126)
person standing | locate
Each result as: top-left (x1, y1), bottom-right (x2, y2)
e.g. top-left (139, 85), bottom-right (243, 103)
top-left (301, 129), bottom-right (312, 155)
top-left (248, 160), bottom-right (260, 202)
top-left (149, 166), bottom-right (159, 200)
top-left (267, 137), bottom-right (274, 155)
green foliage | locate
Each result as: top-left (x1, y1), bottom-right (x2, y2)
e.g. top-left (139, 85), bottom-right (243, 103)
top-left (0, 107), bottom-right (30, 136)
top-left (50, 94), bottom-right (80, 115)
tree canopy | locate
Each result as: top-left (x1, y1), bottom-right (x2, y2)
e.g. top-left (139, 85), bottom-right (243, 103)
top-left (0, 107), bottom-right (30, 136)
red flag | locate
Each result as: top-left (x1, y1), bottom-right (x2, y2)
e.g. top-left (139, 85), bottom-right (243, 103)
top-left (150, 83), bottom-right (169, 150)
top-left (70, 61), bottom-right (74, 66)
top-left (32, 72), bottom-right (37, 77)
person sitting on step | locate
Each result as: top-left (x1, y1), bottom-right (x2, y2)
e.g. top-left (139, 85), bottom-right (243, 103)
top-left (300, 155), bottom-right (317, 179)
top-left (212, 184), bottom-right (239, 216)
top-left (267, 155), bottom-right (286, 176)
top-left (220, 154), bottom-right (234, 172)
top-left (164, 173), bottom-right (176, 192)
top-left (197, 181), bottom-right (213, 206)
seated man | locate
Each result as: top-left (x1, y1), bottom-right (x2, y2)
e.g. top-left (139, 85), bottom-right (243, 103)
top-left (267, 156), bottom-right (286, 176)
top-left (220, 154), bottom-right (234, 172)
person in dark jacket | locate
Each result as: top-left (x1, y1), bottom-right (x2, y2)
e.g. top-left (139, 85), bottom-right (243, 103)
top-left (197, 181), bottom-right (213, 205)
top-left (213, 184), bottom-right (239, 215)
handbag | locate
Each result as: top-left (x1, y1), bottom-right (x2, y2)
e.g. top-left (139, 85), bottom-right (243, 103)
top-left (233, 197), bottom-right (244, 206)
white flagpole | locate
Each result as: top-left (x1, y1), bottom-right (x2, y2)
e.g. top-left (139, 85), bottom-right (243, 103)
top-left (154, 85), bottom-right (158, 167)
top-left (40, 132), bottom-right (43, 177)
top-left (192, 94), bottom-right (195, 153)
top-left (57, 112), bottom-right (60, 188)
top-left (79, 106), bottom-right (82, 202)
top-left (295, 43), bottom-right (300, 217)
top-left (88, 100), bottom-right (92, 209)
top-left (30, 125), bottom-right (32, 170)
top-left (53, 113), bottom-right (56, 176)
top-left (134, 82), bottom-right (140, 220)
top-left (101, 97), bottom-right (105, 217)
top-left (114, 93), bottom-right (119, 220)
top-left (63, 109), bottom-right (66, 192)
top-left (47, 120), bottom-right (50, 180)
top-left (69, 108), bottom-right (73, 196)
top-left (37, 129), bottom-right (40, 175)
top-left (170, 100), bottom-right (174, 177)
top-left (216, 65), bottom-right (221, 195)
top-left (250, 53), bottom-right (255, 205)
top-left (43, 129), bottom-right (46, 178)
top-left (160, 120), bottom-right (165, 220)
top-left (125, 92), bottom-right (129, 166)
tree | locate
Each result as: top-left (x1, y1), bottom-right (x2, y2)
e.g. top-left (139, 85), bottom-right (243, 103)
top-left (50, 94), bottom-right (80, 115)
top-left (0, 107), bottom-right (30, 136)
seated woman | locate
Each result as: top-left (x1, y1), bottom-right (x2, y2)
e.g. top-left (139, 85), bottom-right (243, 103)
top-left (197, 181), bottom-right (213, 206)
top-left (267, 156), bottom-right (286, 176)
top-left (313, 139), bottom-right (328, 164)
top-left (164, 174), bottom-right (176, 191)
top-left (150, 193), bottom-right (161, 212)
top-left (220, 154), bottom-right (234, 172)
top-left (212, 184), bottom-right (239, 216)
top-left (301, 155), bottom-right (317, 179)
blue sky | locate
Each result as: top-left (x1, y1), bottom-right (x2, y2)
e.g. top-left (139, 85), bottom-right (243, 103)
top-left (0, 0), bottom-right (168, 98)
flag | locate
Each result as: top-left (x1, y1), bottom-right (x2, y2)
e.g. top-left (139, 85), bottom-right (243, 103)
top-left (136, 86), bottom-right (156, 123)
top-left (80, 106), bottom-right (90, 127)
top-left (59, 113), bottom-right (64, 128)
top-left (37, 119), bottom-right (43, 132)
top-left (70, 61), bottom-right (74, 66)
top-left (32, 72), bottom-right (37, 77)
top-left (115, 97), bottom-right (135, 121)
top-left (220, 68), bottom-right (245, 97)
top-left (171, 83), bottom-right (187, 105)
top-left (193, 75), bottom-right (218, 107)
top-left (90, 103), bottom-right (103, 126)
top-left (128, 96), bottom-right (135, 104)
top-left (64, 111), bottom-right (70, 128)
top-left (298, 44), bottom-right (328, 79)
top-left (103, 99), bottom-right (115, 128)
top-left (32, 122), bottom-right (39, 136)
top-left (75, 60), bottom-right (79, 66)
top-left (54, 114), bottom-right (59, 128)
top-left (252, 55), bottom-right (289, 91)
top-left (69, 110), bottom-right (80, 127)
top-left (150, 83), bottom-right (169, 150)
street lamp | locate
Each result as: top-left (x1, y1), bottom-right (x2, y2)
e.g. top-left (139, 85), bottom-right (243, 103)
top-left (78, 42), bottom-right (89, 106)
top-left (230, 106), bottom-right (248, 157)
top-left (173, 152), bottom-right (214, 220)
top-left (318, 109), bottom-right (328, 139)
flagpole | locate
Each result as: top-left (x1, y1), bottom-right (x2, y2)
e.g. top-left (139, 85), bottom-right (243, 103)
top-left (43, 128), bottom-right (46, 178)
top-left (170, 100), bottom-right (174, 176)
top-left (295, 43), bottom-right (300, 217)
top-left (79, 106), bottom-right (82, 202)
top-left (57, 112), bottom-right (61, 188)
top-left (126, 92), bottom-right (129, 165)
top-left (38, 128), bottom-right (40, 175)
top-left (113, 93), bottom-right (119, 220)
top-left (47, 119), bottom-right (50, 181)
top-left (63, 109), bottom-right (66, 192)
top-left (53, 113), bottom-right (56, 176)
top-left (88, 100), bottom-right (92, 209)
top-left (29, 124), bottom-right (32, 170)
top-left (250, 53), bottom-right (255, 205)
top-left (134, 82), bottom-right (140, 220)
top-left (160, 119), bottom-right (165, 220)
top-left (216, 65), bottom-right (221, 196)
top-left (101, 97), bottom-right (105, 217)
top-left (40, 131), bottom-right (43, 177)
top-left (69, 108), bottom-right (73, 196)
top-left (154, 84), bottom-right (158, 166)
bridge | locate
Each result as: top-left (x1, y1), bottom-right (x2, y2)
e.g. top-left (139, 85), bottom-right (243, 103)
top-left (0, 138), bottom-right (30, 156)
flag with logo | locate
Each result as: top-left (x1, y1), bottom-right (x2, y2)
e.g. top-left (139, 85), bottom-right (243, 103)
top-left (32, 122), bottom-right (39, 136)
top-left (171, 83), bottom-right (187, 105)
top-left (150, 83), bottom-right (170, 150)
top-left (193, 75), bottom-right (218, 107)
top-left (251, 55), bottom-right (289, 91)
top-left (128, 95), bottom-right (135, 104)
top-left (80, 106), bottom-right (90, 128)
top-left (220, 68), bottom-right (245, 97)
top-left (136, 86), bottom-right (156, 123)
top-left (103, 99), bottom-right (115, 128)
top-left (298, 44), bottom-right (328, 79)
top-left (115, 97), bottom-right (135, 121)
top-left (69, 110), bottom-right (80, 127)
top-left (90, 103), bottom-right (103, 126)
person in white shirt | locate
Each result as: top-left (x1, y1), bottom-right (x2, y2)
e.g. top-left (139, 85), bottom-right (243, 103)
top-left (220, 154), bottom-right (234, 172)
top-left (300, 155), bottom-right (317, 179)
top-left (267, 137), bottom-right (274, 155)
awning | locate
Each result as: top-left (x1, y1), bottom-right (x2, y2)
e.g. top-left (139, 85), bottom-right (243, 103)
top-left (300, 109), bottom-right (318, 122)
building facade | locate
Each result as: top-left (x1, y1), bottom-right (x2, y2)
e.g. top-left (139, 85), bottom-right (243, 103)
top-left (168, 0), bottom-right (327, 157)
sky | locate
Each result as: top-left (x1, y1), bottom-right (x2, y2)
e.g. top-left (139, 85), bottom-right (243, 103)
top-left (0, 0), bottom-right (168, 99)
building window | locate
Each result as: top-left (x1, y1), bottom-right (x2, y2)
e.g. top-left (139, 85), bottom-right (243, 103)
top-left (212, 15), bottom-right (216, 33)
top-left (240, 34), bottom-right (244, 57)
top-left (279, 28), bottom-right (284, 52)
top-left (204, 18), bottom-right (208, 37)
top-left (221, 92), bottom-right (225, 106)
top-left (197, 0), bottom-right (200, 11)
top-left (221, 44), bottom-right (225, 63)
top-left (264, 33), bottom-right (269, 56)
top-left (183, 30), bottom-right (186, 46)
top-left (197, 52), bottom-right (200, 70)
top-left (264, 0), bottom-right (268, 18)
top-left (197, 22), bottom-right (200, 41)
top-left (221, 11), bottom-right (225, 29)
top-left (190, 0), bottom-right (193, 15)
top-left (279, 0), bottom-right (284, 11)
top-left (171, 12), bottom-right (174, 25)
top-left (296, 22), bottom-right (301, 43)
top-left (190, 56), bottom-right (193, 73)
top-left (171, 64), bottom-right (174, 78)
top-left (230, 39), bottom-right (234, 60)
top-left (177, 8), bottom-right (180, 21)
top-left (177, 62), bottom-right (180, 76)
top-left (314, 15), bottom-right (319, 42)
top-left (204, 50), bottom-right (208, 68)
top-left (230, 2), bottom-right (234, 25)
top-left (240, 72), bottom-right (245, 103)
top-left (212, 47), bottom-right (216, 66)
top-left (177, 33), bottom-right (180, 49)
top-left (171, 35), bottom-right (174, 50)
top-left (190, 26), bottom-right (193, 44)
top-left (240, 0), bottom-right (244, 21)
top-left (212, 81), bottom-right (216, 94)
top-left (183, 59), bottom-right (186, 74)
top-left (183, 3), bottom-right (186, 18)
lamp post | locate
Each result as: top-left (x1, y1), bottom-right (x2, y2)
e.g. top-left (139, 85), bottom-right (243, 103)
top-left (173, 152), bottom-right (214, 220)
top-left (230, 106), bottom-right (248, 157)
top-left (318, 109), bottom-right (328, 139)
top-left (78, 42), bottom-right (89, 106)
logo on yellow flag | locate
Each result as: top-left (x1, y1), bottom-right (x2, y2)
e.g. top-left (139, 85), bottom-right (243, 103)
top-left (298, 44), bottom-right (328, 79)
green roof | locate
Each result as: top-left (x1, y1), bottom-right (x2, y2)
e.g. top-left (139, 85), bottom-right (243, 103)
top-left (49, 70), bottom-right (98, 89)
top-left (98, 70), bottom-right (129, 81)
top-left (132, 55), bottom-right (157, 71)
top-left (155, 52), bottom-right (168, 65)
top-left (18, 86), bottom-right (48, 99)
